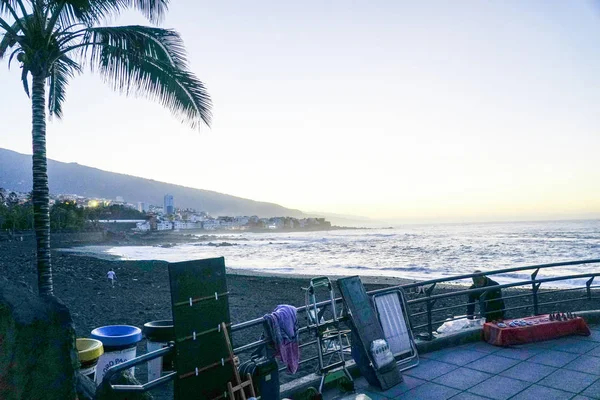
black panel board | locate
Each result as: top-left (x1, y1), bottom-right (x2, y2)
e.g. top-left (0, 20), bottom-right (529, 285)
top-left (337, 275), bottom-right (403, 390)
top-left (169, 257), bottom-right (233, 400)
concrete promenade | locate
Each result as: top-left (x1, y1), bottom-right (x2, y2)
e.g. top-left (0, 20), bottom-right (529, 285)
top-left (326, 325), bottom-right (600, 399)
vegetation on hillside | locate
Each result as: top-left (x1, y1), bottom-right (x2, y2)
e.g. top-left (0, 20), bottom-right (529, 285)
top-left (0, 196), bottom-right (145, 232)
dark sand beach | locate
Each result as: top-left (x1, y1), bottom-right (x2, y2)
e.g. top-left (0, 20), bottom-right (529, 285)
top-left (2, 235), bottom-right (599, 398)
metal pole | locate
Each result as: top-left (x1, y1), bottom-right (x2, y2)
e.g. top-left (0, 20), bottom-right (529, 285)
top-left (531, 268), bottom-right (540, 315)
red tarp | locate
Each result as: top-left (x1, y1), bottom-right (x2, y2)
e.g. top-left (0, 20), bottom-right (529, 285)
top-left (483, 314), bottom-right (591, 346)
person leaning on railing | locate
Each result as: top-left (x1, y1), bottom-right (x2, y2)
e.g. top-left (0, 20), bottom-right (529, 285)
top-left (466, 270), bottom-right (506, 321)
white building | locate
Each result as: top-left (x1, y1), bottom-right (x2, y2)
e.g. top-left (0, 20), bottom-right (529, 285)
top-left (190, 214), bottom-right (206, 223)
top-left (173, 221), bottom-right (184, 230)
top-left (202, 219), bottom-right (220, 230)
top-left (137, 202), bottom-right (149, 213)
top-left (234, 216), bottom-right (250, 226)
top-left (172, 221), bottom-right (199, 230)
top-left (157, 221), bottom-right (173, 231)
top-left (136, 221), bottom-right (151, 231)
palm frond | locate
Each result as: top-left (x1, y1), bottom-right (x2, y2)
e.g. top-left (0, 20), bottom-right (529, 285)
top-left (6, 45), bottom-right (20, 66)
top-left (88, 0), bottom-right (169, 23)
top-left (0, 18), bottom-right (22, 58)
top-left (84, 25), bottom-right (187, 67)
top-left (48, 55), bottom-right (81, 118)
top-left (0, 0), bottom-right (21, 17)
top-left (20, 63), bottom-right (29, 96)
top-left (50, 0), bottom-right (168, 28)
top-left (0, 1), bottom-right (29, 33)
top-left (81, 25), bottom-right (211, 128)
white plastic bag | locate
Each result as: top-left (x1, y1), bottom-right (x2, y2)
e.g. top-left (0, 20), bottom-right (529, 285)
top-left (436, 316), bottom-right (484, 334)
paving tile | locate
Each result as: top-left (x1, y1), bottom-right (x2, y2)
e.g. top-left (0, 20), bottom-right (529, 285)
top-left (573, 330), bottom-right (600, 342)
top-left (403, 359), bottom-right (459, 380)
top-left (499, 361), bottom-right (557, 382)
top-left (518, 338), bottom-right (567, 350)
top-left (377, 375), bottom-right (426, 397)
top-left (587, 347), bottom-right (600, 358)
top-left (323, 389), bottom-right (352, 400)
top-left (572, 396), bottom-right (594, 400)
top-left (467, 375), bottom-right (531, 400)
top-left (464, 354), bottom-right (521, 374)
top-left (354, 390), bottom-right (389, 400)
top-left (510, 384), bottom-right (574, 400)
top-left (493, 347), bottom-right (540, 361)
top-left (582, 380), bottom-right (600, 399)
top-left (538, 368), bottom-right (598, 393)
top-left (425, 348), bottom-right (488, 366)
top-left (352, 377), bottom-right (370, 390)
top-left (565, 355), bottom-right (600, 375)
top-left (326, 389), bottom-right (377, 400)
top-left (449, 393), bottom-right (492, 399)
top-left (528, 349), bottom-right (579, 367)
top-left (553, 338), bottom-right (600, 354)
top-left (432, 367), bottom-right (492, 390)
top-left (456, 341), bottom-right (502, 354)
top-left (400, 382), bottom-right (460, 400)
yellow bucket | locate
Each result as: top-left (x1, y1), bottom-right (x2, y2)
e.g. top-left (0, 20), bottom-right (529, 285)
top-left (76, 338), bottom-right (104, 379)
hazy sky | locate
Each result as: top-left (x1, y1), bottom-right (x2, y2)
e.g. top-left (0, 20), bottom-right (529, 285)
top-left (2, 1), bottom-right (600, 222)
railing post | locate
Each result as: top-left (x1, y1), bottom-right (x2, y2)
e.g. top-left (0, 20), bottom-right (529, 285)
top-left (531, 283), bottom-right (541, 315)
top-left (425, 283), bottom-right (437, 340)
top-left (587, 277), bottom-right (595, 300)
top-left (531, 268), bottom-right (540, 315)
top-left (479, 289), bottom-right (488, 320)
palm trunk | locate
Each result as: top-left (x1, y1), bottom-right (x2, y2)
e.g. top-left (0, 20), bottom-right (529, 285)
top-left (31, 73), bottom-right (53, 296)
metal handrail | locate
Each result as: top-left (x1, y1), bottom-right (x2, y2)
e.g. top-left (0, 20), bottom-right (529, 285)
top-left (232, 259), bottom-right (600, 332)
top-left (99, 344), bottom-right (176, 392)
top-left (105, 258), bottom-right (600, 394)
top-left (408, 271), bottom-right (599, 304)
top-left (378, 258), bottom-right (600, 291)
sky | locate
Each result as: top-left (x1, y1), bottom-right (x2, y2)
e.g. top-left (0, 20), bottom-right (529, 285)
top-left (1, 0), bottom-right (600, 223)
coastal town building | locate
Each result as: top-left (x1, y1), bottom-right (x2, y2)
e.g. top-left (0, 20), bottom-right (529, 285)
top-left (164, 194), bottom-right (174, 215)
top-left (156, 220), bottom-right (173, 231)
top-left (135, 221), bottom-right (151, 231)
top-left (202, 219), bottom-right (220, 230)
top-left (2, 188), bottom-right (333, 234)
top-left (137, 202), bottom-right (149, 213)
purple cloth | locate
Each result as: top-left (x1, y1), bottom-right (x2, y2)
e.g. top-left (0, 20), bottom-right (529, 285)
top-left (263, 305), bottom-right (300, 373)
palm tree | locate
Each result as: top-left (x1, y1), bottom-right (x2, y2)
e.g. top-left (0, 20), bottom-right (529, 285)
top-left (0, 0), bottom-right (212, 296)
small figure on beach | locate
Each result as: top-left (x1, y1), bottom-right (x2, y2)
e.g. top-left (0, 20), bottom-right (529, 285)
top-left (467, 270), bottom-right (505, 321)
top-left (107, 269), bottom-right (116, 287)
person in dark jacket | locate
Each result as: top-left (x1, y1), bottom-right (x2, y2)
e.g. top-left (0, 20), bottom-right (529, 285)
top-left (467, 271), bottom-right (505, 321)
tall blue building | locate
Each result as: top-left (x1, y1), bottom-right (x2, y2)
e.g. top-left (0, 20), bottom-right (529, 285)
top-left (164, 194), bottom-right (174, 215)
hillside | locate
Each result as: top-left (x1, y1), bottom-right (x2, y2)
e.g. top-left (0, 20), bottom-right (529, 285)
top-left (0, 148), bottom-right (304, 217)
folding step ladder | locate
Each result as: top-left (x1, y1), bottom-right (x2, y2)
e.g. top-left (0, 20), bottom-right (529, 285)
top-left (303, 277), bottom-right (353, 394)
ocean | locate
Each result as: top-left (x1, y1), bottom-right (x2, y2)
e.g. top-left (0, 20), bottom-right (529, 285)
top-left (74, 219), bottom-right (600, 288)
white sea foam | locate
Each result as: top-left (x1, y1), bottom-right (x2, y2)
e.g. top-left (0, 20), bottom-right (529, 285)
top-left (71, 220), bottom-right (600, 287)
